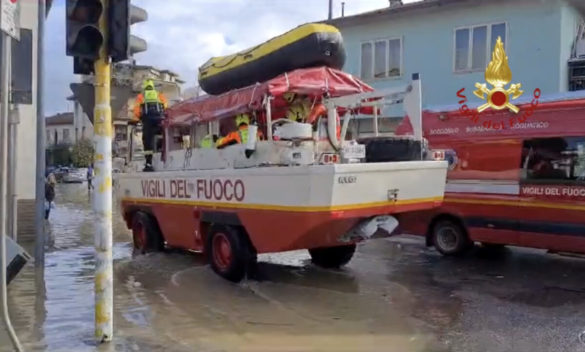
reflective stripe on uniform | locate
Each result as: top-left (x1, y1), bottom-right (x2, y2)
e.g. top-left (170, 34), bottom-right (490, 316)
top-left (238, 128), bottom-right (249, 144)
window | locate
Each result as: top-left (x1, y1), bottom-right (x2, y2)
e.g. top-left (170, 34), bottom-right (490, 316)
top-left (360, 38), bottom-right (402, 79)
top-left (521, 137), bottom-right (585, 184)
top-left (82, 126), bottom-right (86, 138)
top-left (360, 43), bottom-right (372, 79)
top-left (63, 129), bottom-right (70, 143)
top-left (46, 131), bottom-right (51, 145)
top-left (454, 23), bottom-right (506, 72)
top-left (0, 29), bottom-right (33, 104)
top-left (356, 117), bottom-right (399, 136)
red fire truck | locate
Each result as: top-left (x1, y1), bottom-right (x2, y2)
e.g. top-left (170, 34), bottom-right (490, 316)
top-left (396, 91), bottom-right (585, 256)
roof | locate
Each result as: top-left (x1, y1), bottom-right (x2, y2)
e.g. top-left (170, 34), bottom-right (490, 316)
top-left (46, 113), bottom-right (74, 126)
top-left (166, 66), bottom-right (374, 127)
top-left (327, 0), bottom-right (585, 27)
top-left (160, 69), bottom-right (181, 77)
top-left (326, 0), bottom-right (468, 27)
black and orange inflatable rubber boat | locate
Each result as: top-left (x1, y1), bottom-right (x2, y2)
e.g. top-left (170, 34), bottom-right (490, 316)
top-left (198, 23), bottom-right (346, 95)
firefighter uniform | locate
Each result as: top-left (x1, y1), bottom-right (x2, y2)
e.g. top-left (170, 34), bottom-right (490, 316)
top-left (284, 92), bottom-right (311, 122)
top-left (216, 113), bottom-right (251, 149)
top-left (132, 79), bottom-right (168, 171)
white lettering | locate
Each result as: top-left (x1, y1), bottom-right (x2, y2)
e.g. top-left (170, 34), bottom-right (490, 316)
top-left (511, 121), bottom-right (549, 130)
top-left (429, 128), bottom-right (459, 135)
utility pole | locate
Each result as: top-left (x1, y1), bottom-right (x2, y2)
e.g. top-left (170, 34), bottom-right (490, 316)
top-left (66, 0), bottom-right (147, 343)
top-left (93, 3), bottom-right (114, 342)
top-left (341, 2), bottom-right (345, 17)
top-left (35, 0), bottom-right (46, 267)
top-left (328, 0), bottom-right (333, 20)
top-left (66, 0), bottom-right (113, 341)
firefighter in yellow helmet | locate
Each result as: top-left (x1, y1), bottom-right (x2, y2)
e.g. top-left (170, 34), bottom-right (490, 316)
top-left (216, 113), bottom-right (251, 149)
top-left (284, 92), bottom-right (311, 123)
top-left (132, 79), bottom-right (169, 171)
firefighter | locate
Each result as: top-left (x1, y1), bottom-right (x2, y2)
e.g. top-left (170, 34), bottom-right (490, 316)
top-left (284, 92), bottom-right (312, 122)
top-left (216, 113), bottom-right (251, 149)
top-left (132, 79), bottom-right (168, 171)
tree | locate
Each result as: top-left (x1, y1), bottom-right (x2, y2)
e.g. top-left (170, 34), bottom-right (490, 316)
top-left (71, 138), bottom-right (94, 167)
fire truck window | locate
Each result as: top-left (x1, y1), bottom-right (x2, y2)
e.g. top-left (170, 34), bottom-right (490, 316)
top-left (521, 137), bottom-right (585, 184)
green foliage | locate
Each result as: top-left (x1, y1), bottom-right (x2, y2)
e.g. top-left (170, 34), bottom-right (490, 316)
top-left (71, 138), bottom-right (94, 167)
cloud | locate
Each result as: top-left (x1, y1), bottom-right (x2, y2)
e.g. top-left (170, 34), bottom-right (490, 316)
top-left (45, 0), bottom-right (414, 115)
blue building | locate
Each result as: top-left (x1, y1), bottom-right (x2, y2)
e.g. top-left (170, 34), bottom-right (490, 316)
top-left (327, 0), bottom-right (585, 134)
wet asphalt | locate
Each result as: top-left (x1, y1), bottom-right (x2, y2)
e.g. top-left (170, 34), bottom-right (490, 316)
top-left (1, 183), bottom-right (585, 352)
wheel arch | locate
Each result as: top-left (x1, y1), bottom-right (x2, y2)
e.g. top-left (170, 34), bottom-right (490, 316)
top-left (124, 206), bottom-right (165, 241)
top-left (199, 211), bottom-right (257, 256)
top-left (426, 213), bottom-right (468, 247)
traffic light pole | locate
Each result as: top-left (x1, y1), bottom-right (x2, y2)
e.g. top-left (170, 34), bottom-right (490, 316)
top-left (93, 0), bottom-right (114, 343)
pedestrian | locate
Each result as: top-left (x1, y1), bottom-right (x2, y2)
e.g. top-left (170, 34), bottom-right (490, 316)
top-left (45, 173), bottom-right (56, 220)
top-left (87, 164), bottom-right (94, 191)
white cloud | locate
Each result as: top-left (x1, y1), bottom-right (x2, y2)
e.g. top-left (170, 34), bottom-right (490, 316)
top-left (45, 0), bottom-right (418, 114)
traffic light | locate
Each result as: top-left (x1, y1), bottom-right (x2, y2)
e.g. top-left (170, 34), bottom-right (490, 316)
top-left (108, 0), bottom-right (148, 63)
top-left (66, 0), bottom-right (104, 60)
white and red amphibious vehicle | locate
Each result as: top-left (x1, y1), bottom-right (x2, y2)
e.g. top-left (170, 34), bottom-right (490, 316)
top-left (115, 67), bottom-right (448, 281)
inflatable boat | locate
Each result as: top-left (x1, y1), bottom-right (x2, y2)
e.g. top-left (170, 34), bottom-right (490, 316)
top-left (198, 23), bottom-right (346, 95)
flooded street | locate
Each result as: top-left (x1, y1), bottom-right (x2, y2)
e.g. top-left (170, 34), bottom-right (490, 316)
top-left (2, 183), bottom-right (585, 352)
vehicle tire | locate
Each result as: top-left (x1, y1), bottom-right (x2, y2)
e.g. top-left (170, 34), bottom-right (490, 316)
top-left (431, 219), bottom-right (472, 256)
top-left (131, 211), bottom-right (164, 254)
top-left (309, 244), bottom-right (356, 268)
top-left (207, 224), bottom-right (254, 282)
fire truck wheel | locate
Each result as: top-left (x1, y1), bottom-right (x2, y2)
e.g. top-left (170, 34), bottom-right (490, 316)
top-left (207, 225), bottom-right (253, 282)
top-left (132, 212), bottom-right (164, 254)
top-left (308, 244), bottom-right (356, 268)
top-left (432, 219), bottom-right (471, 256)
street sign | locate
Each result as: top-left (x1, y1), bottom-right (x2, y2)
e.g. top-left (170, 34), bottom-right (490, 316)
top-left (0, 0), bottom-right (20, 41)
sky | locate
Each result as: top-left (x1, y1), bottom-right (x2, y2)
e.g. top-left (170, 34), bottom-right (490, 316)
top-left (45, 0), bottom-right (417, 115)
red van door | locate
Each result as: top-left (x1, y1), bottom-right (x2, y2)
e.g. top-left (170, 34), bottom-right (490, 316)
top-left (514, 136), bottom-right (585, 253)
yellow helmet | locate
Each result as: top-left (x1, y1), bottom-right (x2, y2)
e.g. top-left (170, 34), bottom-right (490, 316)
top-left (283, 92), bottom-right (296, 103)
top-left (143, 79), bottom-right (155, 90)
top-left (235, 113), bottom-right (250, 126)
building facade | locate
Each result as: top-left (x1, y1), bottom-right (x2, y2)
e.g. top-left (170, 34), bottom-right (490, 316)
top-left (328, 0), bottom-right (585, 134)
top-left (7, 1), bottom-right (52, 240)
top-left (45, 110), bottom-right (93, 147)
